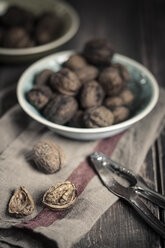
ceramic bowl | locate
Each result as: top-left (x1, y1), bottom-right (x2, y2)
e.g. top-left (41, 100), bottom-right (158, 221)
top-left (0, 0), bottom-right (79, 63)
top-left (17, 50), bottom-right (159, 140)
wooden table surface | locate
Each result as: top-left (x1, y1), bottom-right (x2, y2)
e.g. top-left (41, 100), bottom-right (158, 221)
top-left (0, 0), bottom-right (165, 247)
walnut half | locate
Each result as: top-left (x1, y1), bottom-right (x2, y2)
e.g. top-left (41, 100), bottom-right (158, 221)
top-left (42, 181), bottom-right (77, 211)
top-left (8, 186), bottom-right (34, 217)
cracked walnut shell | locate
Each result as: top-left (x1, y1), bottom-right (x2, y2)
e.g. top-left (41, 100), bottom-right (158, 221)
top-left (8, 186), bottom-right (34, 217)
top-left (43, 181), bottom-right (77, 210)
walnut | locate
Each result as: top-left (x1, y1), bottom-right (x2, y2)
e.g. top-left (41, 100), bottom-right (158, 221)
top-left (8, 186), bottom-right (34, 217)
top-left (113, 106), bottom-right (130, 124)
top-left (3, 27), bottom-right (33, 48)
top-left (104, 89), bottom-right (134, 109)
top-left (74, 65), bottom-right (99, 84)
top-left (42, 181), bottom-right (77, 210)
top-left (80, 80), bottom-right (105, 109)
top-left (68, 110), bottom-right (84, 128)
top-left (35, 12), bottom-right (60, 45)
top-left (83, 106), bottom-right (114, 128)
top-left (34, 69), bottom-right (54, 86)
top-left (49, 68), bottom-right (81, 96)
top-left (104, 96), bottom-right (123, 109)
top-left (83, 39), bottom-right (114, 66)
top-left (64, 54), bottom-right (87, 71)
top-left (99, 63), bottom-right (129, 96)
top-left (43, 94), bottom-right (78, 125)
top-left (1, 5), bottom-right (35, 31)
top-left (0, 6), bottom-right (62, 48)
top-left (119, 88), bottom-right (134, 105)
top-left (113, 63), bottom-right (130, 82)
top-left (27, 85), bottom-right (53, 110)
top-left (32, 140), bottom-right (66, 174)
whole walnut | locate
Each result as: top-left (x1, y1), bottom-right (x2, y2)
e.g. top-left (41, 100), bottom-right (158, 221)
top-left (32, 140), bottom-right (66, 173)
top-left (104, 96), bottom-right (123, 109)
top-left (99, 63), bottom-right (129, 96)
top-left (74, 65), bottom-right (99, 84)
top-left (68, 110), bottom-right (84, 128)
top-left (113, 106), bottom-right (130, 124)
top-left (113, 63), bottom-right (130, 82)
top-left (104, 88), bottom-right (134, 110)
top-left (34, 69), bottom-right (55, 86)
top-left (119, 88), bottom-right (134, 105)
top-left (43, 94), bottom-right (78, 125)
top-left (49, 68), bottom-right (81, 96)
top-left (3, 27), bottom-right (33, 48)
top-left (83, 106), bottom-right (114, 128)
top-left (80, 80), bottom-right (105, 109)
top-left (27, 85), bottom-right (53, 110)
top-left (83, 39), bottom-right (114, 66)
top-left (35, 12), bottom-right (60, 45)
top-left (64, 54), bottom-right (87, 71)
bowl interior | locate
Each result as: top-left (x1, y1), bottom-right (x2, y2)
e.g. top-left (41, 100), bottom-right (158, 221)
top-left (17, 51), bottom-right (159, 135)
top-left (118, 60), bottom-right (153, 118)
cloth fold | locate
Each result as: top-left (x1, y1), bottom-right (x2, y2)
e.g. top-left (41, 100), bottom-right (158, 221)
top-left (0, 87), bottom-right (165, 248)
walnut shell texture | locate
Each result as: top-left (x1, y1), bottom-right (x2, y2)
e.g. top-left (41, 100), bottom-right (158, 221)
top-left (104, 96), bottom-right (123, 109)
top-left (80, 80), bottom-right (105, 109)
top-left (113, 106), bottom-right (130, 124)
top-left (119, 88), bottom-right (134, 105)
top-left (64, 54), bottom-right (87, 71)
top-left (99, 63), bottom-right (129, 96)
top-left (83, 39), bottom-right (114, 66)
top-left (27, 85), bottom-right (52, 110)
top-left (43, 181), bottom-right (77, 210)
top-left (8, 186), bottom-right (34, 217)
top-left (83, 106), bottom-right (114, 128)
top-left (49, 68), bottom-right (81, 96)
top-left (34, 69), bottom-right (54, 86)
top-left (32, 140), bottom-right (66, 174)
top-left (75, 65), bottom-right (99, 84)
top-left (43, 95), bottom-right (78, 125)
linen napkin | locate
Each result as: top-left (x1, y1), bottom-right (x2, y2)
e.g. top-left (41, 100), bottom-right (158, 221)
top-left (0, 86), bottom-right (165, 248)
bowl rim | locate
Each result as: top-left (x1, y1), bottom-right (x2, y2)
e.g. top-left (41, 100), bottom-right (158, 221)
top-left (0, 1), bottom-right (79, 56)
top-left (17, 51), bottom-right (159, 134)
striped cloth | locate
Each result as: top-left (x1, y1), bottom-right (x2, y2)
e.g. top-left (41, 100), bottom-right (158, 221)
top-left (0, 87), bottom-right (165, 248)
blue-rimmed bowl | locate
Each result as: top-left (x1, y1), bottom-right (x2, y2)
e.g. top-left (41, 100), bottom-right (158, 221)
top-left (17, 51), bottom-right (159, 140)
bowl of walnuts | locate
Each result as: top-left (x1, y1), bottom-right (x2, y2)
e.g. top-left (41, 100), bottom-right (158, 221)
top-left (0, 0), bottom-right (79, 62)
top-left (17, 39), bottom-right (159, 140)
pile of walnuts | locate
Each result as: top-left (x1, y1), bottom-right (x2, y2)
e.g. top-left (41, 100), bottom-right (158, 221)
top-left (27, 39), bottom-right (134, 128)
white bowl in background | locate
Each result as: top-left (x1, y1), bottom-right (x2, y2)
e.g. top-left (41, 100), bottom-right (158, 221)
top-left (0, 0), bottom-right (79, 63)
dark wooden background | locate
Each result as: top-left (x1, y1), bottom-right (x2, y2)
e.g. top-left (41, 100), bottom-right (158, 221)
top-left (0, 0), bottom-right (165, 247)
